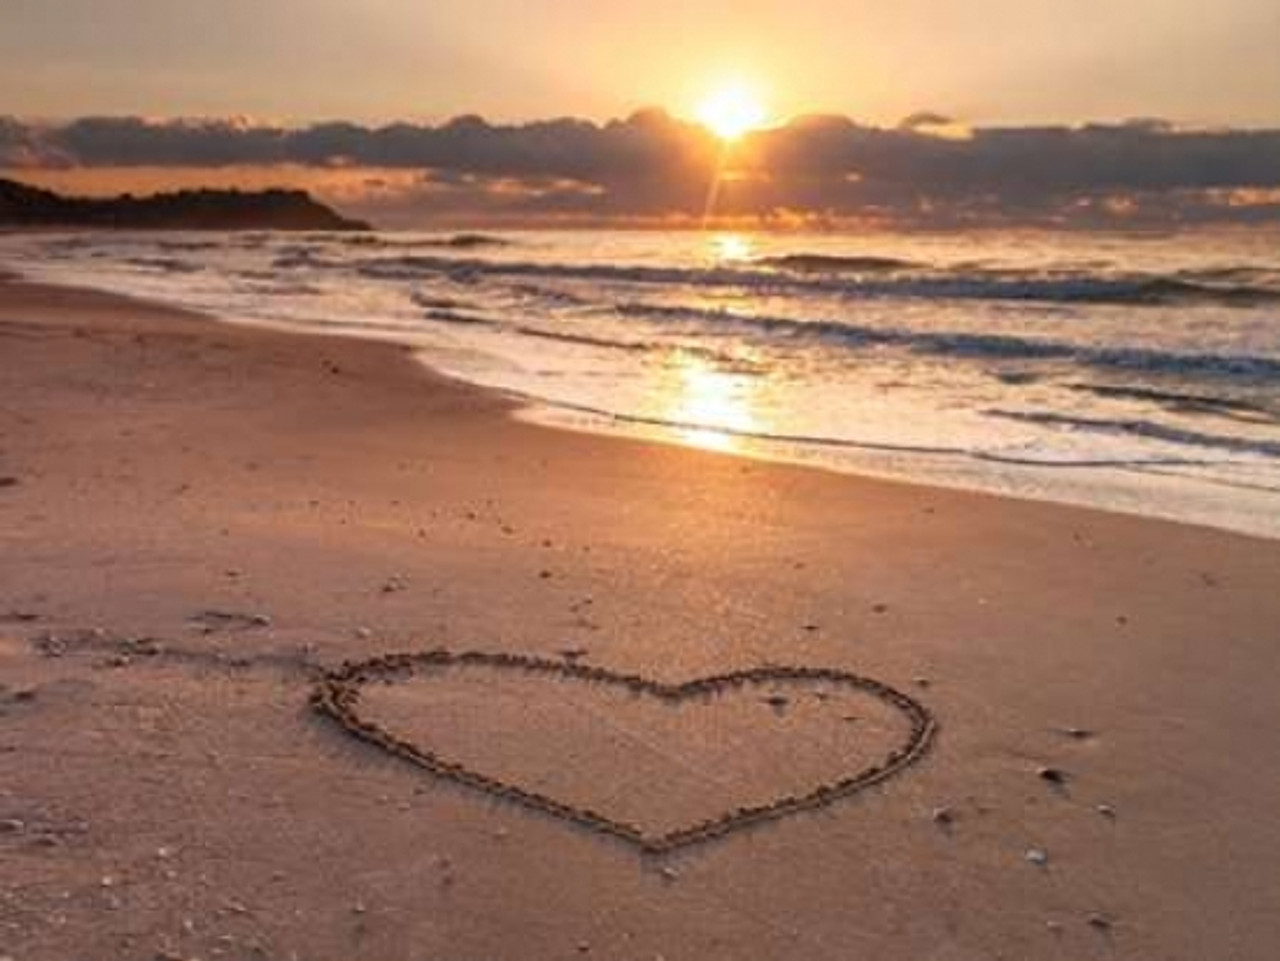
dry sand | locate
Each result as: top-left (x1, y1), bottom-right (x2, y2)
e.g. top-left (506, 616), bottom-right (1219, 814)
top-left (2, 274), bottom-right (1279, 961)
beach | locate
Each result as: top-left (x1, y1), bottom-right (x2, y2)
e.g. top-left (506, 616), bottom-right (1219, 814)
top-left (8, 228), bottom-right (1280, 539)
top-left (3, 273), bottom-right (1280, 960)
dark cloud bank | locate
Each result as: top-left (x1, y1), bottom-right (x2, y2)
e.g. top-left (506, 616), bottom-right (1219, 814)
top-left (3, 111), bottom-right (1279, 228)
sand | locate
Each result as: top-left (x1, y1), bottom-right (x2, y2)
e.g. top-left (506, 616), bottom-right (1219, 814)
top-left (2, 274), bottom-right (1279, 961)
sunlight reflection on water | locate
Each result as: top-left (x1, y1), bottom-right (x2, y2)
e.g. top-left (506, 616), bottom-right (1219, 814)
top-left (710, 232), bottom-right (755, 264)
top-left (659, 350), bottom-right (765, 452)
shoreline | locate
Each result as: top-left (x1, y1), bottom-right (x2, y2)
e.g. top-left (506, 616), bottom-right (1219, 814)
top-left (8, 241), bottom-right (1278, 541)
top-left (26, 265), bottom-right (1280, 543)
top-left (4, 274), bottom-right (1280, 960)
top-left (496, 382), bottom-right (1280, 544)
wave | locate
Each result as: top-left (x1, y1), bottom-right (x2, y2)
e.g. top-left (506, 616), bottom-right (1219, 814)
top-left (231, 267), bottom-right (321, 294)
top-left (354, 253), bottom-right (1280, 308)
top-left (1109, 276), bottom-right (1280, 306)
top-left (613, 301), bottom-right (1280, 381)
top-left (432, 233), bottom-right (513, 250)
top-left (1065, 383), bottom-right (1279, 423)
top-left (413, 301), bottom-right (762, 370)
top-left (755, 253), bottom-right (919, 274)
top-left (154, 239), bottom-right (222, 253)
top-left (509, 325), bottom-right (652, 353)
top-left (419, 307), bottom-right (498, 327)
top-left (339, 232), bottom-right (512, 250)
top-left (403, 268), bottom-right (1280, 383)
top-left (415, 289), bottom-right (1280, 389)
top-left (357, 254), bottom-right (706, 286)
top-left (1177, 265), bottom-right (1280, 285)
top-left (985, 410), bottom-right (1280, 459)
top-left (124, 256), bottom-right (203, 274)
top-left (501, 281), bottom-right (595, 306)
top-left (271, 247), bottom-right (345, 270)
top-left (408, 291), bottom-right (477, 312)
top-left (514, 394), bottom-right (1238, 470)
top-left (246, 281), bottom-right (322, 296)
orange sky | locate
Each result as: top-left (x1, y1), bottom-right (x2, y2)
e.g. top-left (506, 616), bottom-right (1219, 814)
top-left (3, 0), bottom-right (1279, 128)
top-left (5, 1), bottom-right (1278, 229)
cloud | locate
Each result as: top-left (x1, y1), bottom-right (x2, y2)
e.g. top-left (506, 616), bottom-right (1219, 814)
top-left (897, 112), bottom-right (955, 131)
top-left (0, 116), bottom-right (70, 168)
top-left (3, 111), bottom-right (1279, 227)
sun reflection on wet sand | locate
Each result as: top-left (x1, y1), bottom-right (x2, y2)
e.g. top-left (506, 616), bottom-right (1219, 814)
top-left (658, 351), bottom-right (764, 453)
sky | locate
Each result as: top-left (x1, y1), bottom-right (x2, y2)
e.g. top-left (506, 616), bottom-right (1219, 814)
top-left (2, 0), bottom-right (1279, 228)
top-left (3, 0), bottom-right (1279, 127)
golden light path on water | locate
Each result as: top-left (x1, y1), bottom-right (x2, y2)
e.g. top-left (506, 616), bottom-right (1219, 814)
top-left (656, 232), bottom-right (768, 453)
top-left (711, 232), bottom-right (754, 263)
top-left (659, 352), bottom-right (762, 452)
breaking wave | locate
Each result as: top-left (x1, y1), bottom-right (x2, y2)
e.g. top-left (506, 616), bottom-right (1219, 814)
top-left (124, 256), bottom-right (203, 274)
top-left (514, 394), bottom-right (1240, 470)
top-left (985, 410), bottom-right (1280, 458)
top-left (337, 232), bottom-right (513, 250)
top-left (754, 253), bottom-right (919, 273)
top-left (1065, 383), bottom-right (1279, 423)
top-left (612, 302), bottom-right (1280, 381)
top-left (354, 252), bottom-right (1280, 307)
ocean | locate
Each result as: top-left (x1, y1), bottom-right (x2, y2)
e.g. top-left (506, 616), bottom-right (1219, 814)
top-left (4, 227), bottom-right (1279, 537)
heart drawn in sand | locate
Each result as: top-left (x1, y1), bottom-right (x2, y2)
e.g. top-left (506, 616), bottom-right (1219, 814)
top-left (312, 650), bottom-right (936, 854)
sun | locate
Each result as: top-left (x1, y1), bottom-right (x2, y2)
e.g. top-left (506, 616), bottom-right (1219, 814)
top-left (696, 83), bottom-right (767, 142)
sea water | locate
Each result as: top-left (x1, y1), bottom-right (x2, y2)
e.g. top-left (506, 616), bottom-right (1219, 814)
top-left (4, 227), bottom-right (1279, 537)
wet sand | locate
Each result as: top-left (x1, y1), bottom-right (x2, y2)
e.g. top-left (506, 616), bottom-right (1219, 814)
top-left (2, 274), bottom-right (1280, 960)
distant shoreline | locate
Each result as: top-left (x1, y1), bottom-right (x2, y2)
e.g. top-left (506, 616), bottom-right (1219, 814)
top-left (0, 176), bottom-right (369, 231)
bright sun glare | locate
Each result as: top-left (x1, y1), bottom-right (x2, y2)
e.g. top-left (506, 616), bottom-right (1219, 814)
top-left (696, 83), bottom-right (767, 142)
